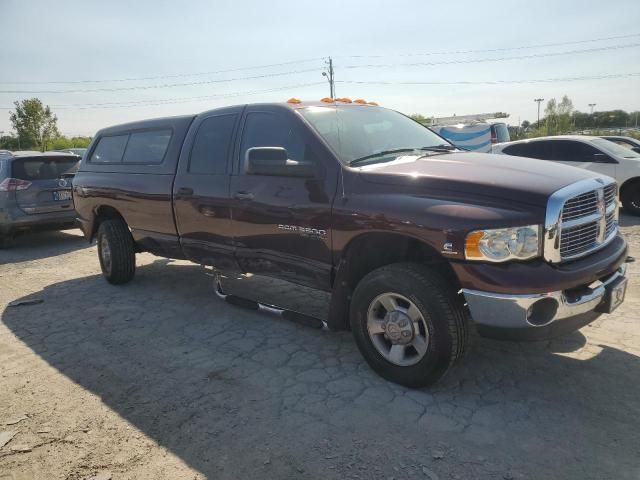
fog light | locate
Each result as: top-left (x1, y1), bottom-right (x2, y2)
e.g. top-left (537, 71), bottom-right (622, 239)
top-left (526, 298), bottom-right (559, 326)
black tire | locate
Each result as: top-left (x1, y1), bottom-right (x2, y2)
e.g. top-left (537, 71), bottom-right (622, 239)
top-left (621, 184), bottom-right (640, 216)
top-left (350, 262), bottom-right (468, 388)
top-left (97, 218), bottom-right (136, 284)
top-left (0, 233), bottom-right (14, 249)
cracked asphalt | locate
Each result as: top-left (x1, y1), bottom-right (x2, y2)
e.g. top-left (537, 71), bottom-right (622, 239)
top-left (1, 216), bottom-right (639, 479)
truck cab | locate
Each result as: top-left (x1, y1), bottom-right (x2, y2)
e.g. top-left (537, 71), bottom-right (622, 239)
top-left (73, 99), bottom-right (628, 387)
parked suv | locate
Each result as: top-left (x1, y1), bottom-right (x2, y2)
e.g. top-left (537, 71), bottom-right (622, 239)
top-left (73, 100), bottom-right (628, 387)
top-left (493, 135), bottom-right (640, 214)
top-left (0, 152), bottom-right (78, 247)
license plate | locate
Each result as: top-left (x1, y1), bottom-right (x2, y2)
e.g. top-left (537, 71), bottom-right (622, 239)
top-left (53, 190), bottom-right (72, 201)
top-left (599, 277), bottom-right (627, 314)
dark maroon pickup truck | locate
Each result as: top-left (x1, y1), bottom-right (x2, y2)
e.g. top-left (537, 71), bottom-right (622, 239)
top-left (73, 99), bottom-right (628, 387)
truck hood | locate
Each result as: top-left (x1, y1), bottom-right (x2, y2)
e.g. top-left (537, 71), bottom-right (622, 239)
top-left (355, 151), bottom-right (606, 207)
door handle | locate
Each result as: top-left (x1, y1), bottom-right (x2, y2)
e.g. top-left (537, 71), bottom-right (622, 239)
top-left (177, 187), bottom-right (194, 196)
top-left (234, 191), bottom-right (254, 200)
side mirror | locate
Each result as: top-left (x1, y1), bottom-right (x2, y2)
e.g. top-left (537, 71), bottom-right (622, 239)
top-left (632, 147), bottom-right (640, 154)
top-left (245, 147), bottom-right (314, 177)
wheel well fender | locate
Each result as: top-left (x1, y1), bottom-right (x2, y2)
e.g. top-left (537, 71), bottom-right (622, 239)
top-left (619, 177), bottom-right (640, 200)
top-left (90, 205), bottom-right (127, 242)
top-left (327, 232), bottom-right (458, 331)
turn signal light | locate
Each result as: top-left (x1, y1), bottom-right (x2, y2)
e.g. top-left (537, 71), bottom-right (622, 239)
top-left (464, 231), bottom-right (485, 259)
top-left (287, 98), bottom-right (302, 104)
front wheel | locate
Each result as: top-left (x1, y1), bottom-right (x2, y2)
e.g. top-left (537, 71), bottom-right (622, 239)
top-left (97, 218), bottom-right (136, 284)
top-left (621, 184), bottom-right (640, 216)
top-left (350, 263), bottom-right (468, 388)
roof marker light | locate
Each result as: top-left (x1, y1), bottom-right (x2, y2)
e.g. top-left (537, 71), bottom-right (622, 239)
top-left (321, 97), bottom-right (334, 103)
top-left (354, 99), bottom-right (367, 104)
top-left (337, 97), bottom-right (352, 103)
top-left (287, 98), bottom-right (302, 104)
top-left (367, 101), bottom-right (379, 106)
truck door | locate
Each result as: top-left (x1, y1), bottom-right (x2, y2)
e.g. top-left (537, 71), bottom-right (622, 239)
top-left (173, 107), bottom-right (242, 271)
top-left (229, 106), bottom-right (335, 290)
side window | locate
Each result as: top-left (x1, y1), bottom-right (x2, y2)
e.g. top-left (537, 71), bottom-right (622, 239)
top-left (503, 142), bottom-right (550, 159)
top-left (189, 114), bottom-right (237, 174)
top-left (240, 112), bottom-right (308, 167)
top-left (550, 141), bottom-right (598, 162)
top-left (503, 144), bottom-right (528, 156)
top-left (90, 135), bottom-right (128, 163)
top-left (123, 129), bottom-right (172, 164)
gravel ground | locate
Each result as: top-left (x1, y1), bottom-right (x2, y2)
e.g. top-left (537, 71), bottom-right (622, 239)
top-left (1, 216), bottom-right (639, 480)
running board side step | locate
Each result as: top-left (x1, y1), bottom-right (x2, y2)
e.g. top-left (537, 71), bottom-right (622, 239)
top-left (214, 279), bottom-right (325, 330)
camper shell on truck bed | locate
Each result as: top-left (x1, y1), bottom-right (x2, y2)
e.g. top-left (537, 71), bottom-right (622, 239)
top-left (73, 100), bottom-right (628, 388)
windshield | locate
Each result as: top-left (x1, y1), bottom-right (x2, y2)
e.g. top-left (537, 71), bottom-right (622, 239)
top-left (592, 137), bottom-right (640, 158)
top-left (298, 105), bottom-right (452, 164)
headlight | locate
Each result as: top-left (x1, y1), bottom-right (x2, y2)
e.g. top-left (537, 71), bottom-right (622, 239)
top-left (465, 225), bottom-right (540, 262)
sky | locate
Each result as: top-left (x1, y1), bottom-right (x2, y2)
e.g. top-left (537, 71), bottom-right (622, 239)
top-left (1, 0), bottom-right (639, 137)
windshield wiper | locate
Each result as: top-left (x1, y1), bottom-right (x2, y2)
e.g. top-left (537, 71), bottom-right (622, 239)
top-left (419, 144), bottom-right (458, 152)
top-left (349, 148), bottom-right (420, 166)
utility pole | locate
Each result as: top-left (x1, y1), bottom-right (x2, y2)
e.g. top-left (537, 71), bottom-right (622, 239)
top-left (589, 103), bottom-right (596, 115)
top-left (534, 98), bottom-right (544, 128)
top-left (322, 57), bottom-right (335, 99)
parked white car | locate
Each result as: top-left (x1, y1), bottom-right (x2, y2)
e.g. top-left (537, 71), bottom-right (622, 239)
top-left (492, 135), bottom-right (640, 215)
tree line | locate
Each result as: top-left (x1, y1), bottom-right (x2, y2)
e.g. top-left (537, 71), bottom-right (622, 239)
top-left (0, 98), bottom-right (92, 151)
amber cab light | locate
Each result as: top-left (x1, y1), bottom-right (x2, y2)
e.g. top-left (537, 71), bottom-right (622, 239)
top-left (367, 101), bottom-right (379, 106)
top-left (354, 99), bottom-right (367, 104)
top-left (337, 97), bottom-right (352, 103)
top-left (287, 98), bottom-right (302, 104)
top-left (320, 97), bottom-right (334, 103)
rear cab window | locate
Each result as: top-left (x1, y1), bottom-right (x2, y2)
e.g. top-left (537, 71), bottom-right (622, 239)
top-left (189, 115), bottom-right (237, 174)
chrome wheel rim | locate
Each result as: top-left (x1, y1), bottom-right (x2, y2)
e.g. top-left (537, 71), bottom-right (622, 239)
top-left (100, 235), bottom-right (112, 274)
top-left (366, 292), bottom-right (430, 366)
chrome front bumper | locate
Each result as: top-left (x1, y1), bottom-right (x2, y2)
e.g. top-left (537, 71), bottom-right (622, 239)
top-left (462, 264), bottom-right (627, 329)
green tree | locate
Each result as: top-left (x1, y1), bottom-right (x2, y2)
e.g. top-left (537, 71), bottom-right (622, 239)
top-left (409, 113), bottom-right (431, 125)
top-left (9, 98), bottom-right (59, 151)
top-left (0, 135), bottom-right (21, 150)
top-left (49, 136), bottom-right (74, 150)
top-left (521, 120), bottom-right (531, 130)
top-left (69, 136), bottom-right (92, 148)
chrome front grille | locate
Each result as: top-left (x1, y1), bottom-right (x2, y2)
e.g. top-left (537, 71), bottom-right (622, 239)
top-left (561, 191), bottom-right (598, 222)
top-left (544, 179), bottom-right (619, 263)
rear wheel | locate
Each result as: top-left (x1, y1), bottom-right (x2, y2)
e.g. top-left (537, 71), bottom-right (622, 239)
top-left (621, 183), bottom-right (640, 216)
top-left (97, 218), bottom-right (135, 284)
top-left (350, 263), bottom-right (468, 388)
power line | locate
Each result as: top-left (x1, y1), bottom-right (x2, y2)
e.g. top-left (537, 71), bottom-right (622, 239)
top-left (0, 82), bottom-right (326, 110)
top-left (0, 68), bottom-right (321, 94)
top-left (0, 57), bottom-right (323, 85)
top-left (336, 72), bottom-right (640, 86)
top-left (341, 32), bottom-right (640, 58)
top-left (342, 43), bottom-right (640, 69)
